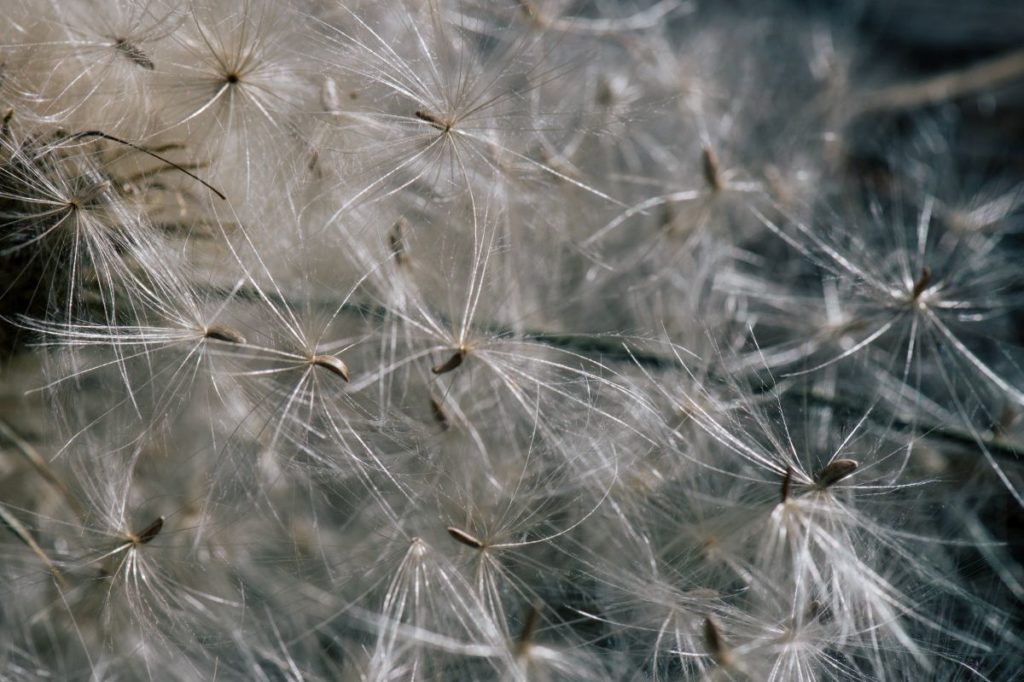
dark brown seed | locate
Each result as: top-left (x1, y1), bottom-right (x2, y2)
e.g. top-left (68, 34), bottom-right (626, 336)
top-left (447, 526), bottom-right (483, 549)
top-left (114, 39), bottom-right (155, 70)
top-left (432, 349), bottom-right (465, 375)
top-left (805, 599), bottom-right (821, 622)
top-left (204, 325), bottom-right (246, 345)
top-left (780, 465), bottom-right (793, 503)
top-left (136, 516), bottom-right (164, 544)
top-left (912, 267), bottom-right (932, 300)
top-left (813, 459), bottom-right (858, 488)
top-left (703, 617), bottom-right (728, 665)
top-left (389, 218), bottom-right (408, 265)
top-left (415, 110), bottom-right (449, 132)
top-left (430, 396), bottom-right (450, 430)
top-left (514, 603), bottom-right (543, 657)
top-left (702, 147), bottom-right (723, 192)
top-left (312, 355), bottom-right (350, 382)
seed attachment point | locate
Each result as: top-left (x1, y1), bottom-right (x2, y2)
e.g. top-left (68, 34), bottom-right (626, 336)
top-left (312, 355), bottom-right (350, 382)
top-left (813, 459), bottom-right (858, 489)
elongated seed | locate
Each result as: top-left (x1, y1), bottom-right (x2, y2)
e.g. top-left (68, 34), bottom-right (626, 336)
top-left (814, 459), bottom-right (858, 488)
top-left (430, 396), bottom-right (450, 430)
top-left (136, 516), bottom-right (164, 544)
top-left (114, 39), bottom-right (155, 70)
top-left (702, 147), bottom-right (723, 192)
top-left (780, 465), bottom-right (793, 503)
top-left (912, 267), bottom-right (931, 300)
top-left (415, 110), bottom-right (450, 132)
top-left (204, 325), bottom-right (246, 344)
top-left (447, 526), bottom-right (483, 549)
top-left (703, 617), bottom-right (728, 665)
top-left (312, 355), bottom-right (350, 382)
top-left (389, 218), bottom-right (408, 264)
top-left (514, 603), bottom-right (543, 657)
top-left (432, 350), bottom-right (465, 375)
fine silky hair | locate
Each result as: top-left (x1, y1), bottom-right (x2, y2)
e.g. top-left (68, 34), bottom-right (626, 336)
top-left (1, 1), bottom-right (1022, 680)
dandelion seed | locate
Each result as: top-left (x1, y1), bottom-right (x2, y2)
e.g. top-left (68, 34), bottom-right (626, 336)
top-left (702, 146), bottom-right (723, 192)
top-left (514, 602), bottom-right (543, 658)
top-left (432, 349), bottom-right (466, 375)
top-left (911, 267), bottom-right (931, 301)
top-left (430, 396), bottom-right (450, 430)
top-left (133, 516), bottom-right (164, 545)
top-left (204, 324), bottom-right (246, 345)
top-left (414, 110), bottom-right (451, 133)
top-left (703, 616), bottom-right (729, 666)
top-left (311, 354), bottom-right (350, 382)
top-left (781, 465), bottom-right (793, 503)
top-left (1, 108), bottom-right (12, 139)
top-left (113, 38), bottom-right (154, 70)
top-left (447, 526), bottom-right (484, 549)
top-left (389, 218), bottom-right (408, 265)
top-left (813, 458), bottom-right (858, 488)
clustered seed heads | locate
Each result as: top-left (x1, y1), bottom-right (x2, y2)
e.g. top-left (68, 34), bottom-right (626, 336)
top-left (1, 1), bottom-right (1022, 680)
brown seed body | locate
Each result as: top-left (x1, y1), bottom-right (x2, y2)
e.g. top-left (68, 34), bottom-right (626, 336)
top-left (430, 397), bottom-right (450, 430)
top-left (702, 147), bottom-right (723, 192)
top-left (432, 350), bottom-right (465, 375)
top-left (415, 110), bottom-right (450, 132)
top-left (780, 465), bottom-right (793, 503)
top-left (312, 354), bottom-right (350, 382)
top-left (814, 459), bottom-right (858, 488)
top-left (389, 218), bottom-right (408, 264)
top-left (514, 603), bottom-right (543, 657)
top-left (136, 516), bottom-right (164, 544)
top-left (703, 617), bottom-right (728, 665)
top-left (912, 267), bottom-right (932, 300)
top-left (447, 526), bottom-right (483, 549)
top-left (204, 325), bottom-right (246, 345)
top-left (114, 39), bottom-right (155, 70)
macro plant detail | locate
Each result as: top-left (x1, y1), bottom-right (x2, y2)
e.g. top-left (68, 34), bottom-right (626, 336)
top-left (2, 1), bottom-right (1023, 680)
